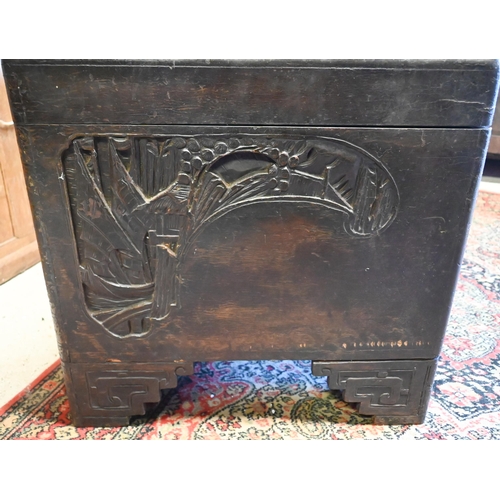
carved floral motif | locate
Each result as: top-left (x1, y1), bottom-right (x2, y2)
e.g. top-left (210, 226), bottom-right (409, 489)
top-left (63, 135), bottom-right (399, 337)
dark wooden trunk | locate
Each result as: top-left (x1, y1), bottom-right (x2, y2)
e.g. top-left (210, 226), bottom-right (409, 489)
top-left (3, 59), bottom-right (499, 426)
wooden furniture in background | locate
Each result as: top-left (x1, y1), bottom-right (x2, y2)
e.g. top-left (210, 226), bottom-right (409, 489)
top-left (0, 76), bottom-right (39, 284)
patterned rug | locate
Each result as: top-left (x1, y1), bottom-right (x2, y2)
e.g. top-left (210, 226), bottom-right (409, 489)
top-left (1, 190), bottom-right (499, 440)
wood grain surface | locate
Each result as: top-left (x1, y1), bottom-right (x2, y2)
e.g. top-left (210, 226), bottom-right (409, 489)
top-left (3, 60), bottom-right (499, 127)
top-left (4, 60), bottom-right (497, 425)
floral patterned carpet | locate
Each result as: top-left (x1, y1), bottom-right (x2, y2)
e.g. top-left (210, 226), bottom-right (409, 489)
top-left (1, 191), bottom-right (499, 440)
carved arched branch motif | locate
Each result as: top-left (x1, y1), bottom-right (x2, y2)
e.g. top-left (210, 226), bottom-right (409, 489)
top-left (63, 134), bottom-right (399, 338)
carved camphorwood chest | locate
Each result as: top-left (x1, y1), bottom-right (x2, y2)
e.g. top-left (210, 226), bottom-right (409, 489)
top-left (3, 60), bottom-right (499, 427)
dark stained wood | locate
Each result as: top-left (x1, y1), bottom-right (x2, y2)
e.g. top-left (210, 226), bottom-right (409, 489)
top-left (3, 60), bottom-right (498, 426)
top-left (3, 60), bottom-right (499, 127)
top-left (14, 124), bottom-right (489, 361)
top-left (312, 359), bottom-right (437, 424)
top-left (64, 361), bottom-right (193, 427)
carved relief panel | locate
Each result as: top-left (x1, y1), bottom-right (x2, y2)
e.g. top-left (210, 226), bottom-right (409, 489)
top-left (63, 135), bottom-right (399, 338)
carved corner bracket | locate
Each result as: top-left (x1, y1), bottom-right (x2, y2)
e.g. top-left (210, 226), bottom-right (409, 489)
top-left (67, 362), bottom-right (193, 427)
top-left (312, 359), bottom-right (437, 424)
